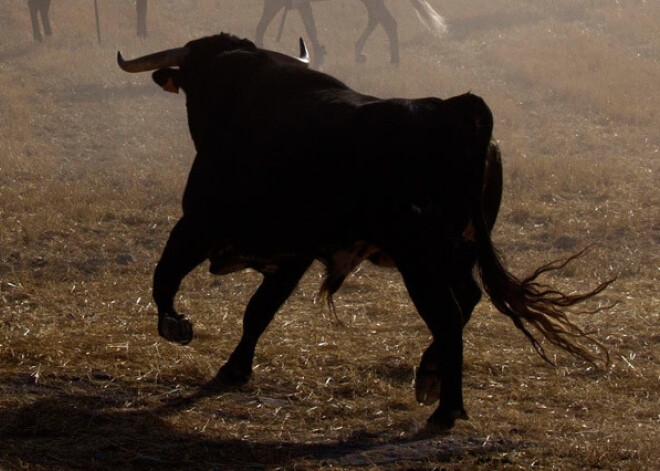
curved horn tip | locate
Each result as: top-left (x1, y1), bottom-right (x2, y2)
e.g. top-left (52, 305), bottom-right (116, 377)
top-left (115, 46), bottom-right (190, 73)
top-left (299, 37), bottom-right (310, 63)
top-left (117, 51), bottom-right (127, 69)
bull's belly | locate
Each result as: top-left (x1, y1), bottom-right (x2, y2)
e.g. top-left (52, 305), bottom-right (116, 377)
top-left (208, 247), bottom-right (303, 275)
top-left (208, 240), bottom-right (396, 278)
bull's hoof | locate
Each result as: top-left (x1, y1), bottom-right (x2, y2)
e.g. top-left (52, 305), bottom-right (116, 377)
top-left (211, 364), bottom-right (252, 388)
top-left (158, 313), bottom-right (193, 345)
top-left (415, 365), bottom-right (441, 406)
top-left (427, 407), bottom-right (469, 430)
top-left (355, 53), bottom-right (367, 64)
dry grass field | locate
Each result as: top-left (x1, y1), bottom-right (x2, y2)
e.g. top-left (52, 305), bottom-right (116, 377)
top-left (1, 0), bottom-right (658, 469)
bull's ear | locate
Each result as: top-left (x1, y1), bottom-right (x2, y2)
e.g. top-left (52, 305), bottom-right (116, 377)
top-left (152, 69), bottom-right (182, 94)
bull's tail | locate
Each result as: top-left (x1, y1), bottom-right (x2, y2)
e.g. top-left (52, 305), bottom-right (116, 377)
top-left (473, 199), bottom-right (613, 365)
top-left (410, 0), bottom-right (449, 37)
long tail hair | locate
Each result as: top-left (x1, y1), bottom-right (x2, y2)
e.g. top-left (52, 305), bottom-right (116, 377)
top-left (410, 0), bottom-right (449, 36)
top-left (473, 208), bottom-right (614, 365)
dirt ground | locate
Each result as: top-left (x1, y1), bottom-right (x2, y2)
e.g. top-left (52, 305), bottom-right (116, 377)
top-left (1, 1), bottom-right (658, 469)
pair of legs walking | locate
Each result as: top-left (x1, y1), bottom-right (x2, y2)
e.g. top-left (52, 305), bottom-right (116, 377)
top-left (355, 0), bottom-right (399, 64)
top-left (28, 0), bottom-right (52, 42)
top-left (256, 0), bottom-right (400, 66)
top-left (29, 0), bottom-right (148, 41)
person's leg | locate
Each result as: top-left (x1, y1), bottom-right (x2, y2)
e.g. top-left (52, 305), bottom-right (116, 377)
top-left (40, 0), bottom-right (53, 37)
top-left (375, 1), bottom-right (399, 64)
top-left (256, 0), bottom-right (285, 47)
top-left (356, 0), bottom-right (399, 64)
top-left (28, 0), bottom-right (43, 41)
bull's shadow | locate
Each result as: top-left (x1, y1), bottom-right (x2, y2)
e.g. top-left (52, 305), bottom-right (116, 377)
top-left (0, 374), bottom-right (526, 470)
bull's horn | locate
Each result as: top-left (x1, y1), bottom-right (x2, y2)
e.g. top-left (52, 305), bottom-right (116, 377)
top-left (117, 46), bottom-right (190, 73)
top-left (299, 37), bottom-right (309, 64)
top-left (263, 38), bottom-right (309, 67)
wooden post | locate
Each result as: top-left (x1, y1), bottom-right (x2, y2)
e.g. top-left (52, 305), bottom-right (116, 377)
top-left (94, 0), bottom-right (102, 44)
top-left (276, 5), bottom-right (289, 42)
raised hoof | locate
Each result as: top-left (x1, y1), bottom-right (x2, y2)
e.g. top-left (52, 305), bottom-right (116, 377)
top-left (158, 313), bottom-right (193, 345)
top-left (415, 366), bottom-right (441, 406)
top-left (355, 53), bottom-right (367, 64)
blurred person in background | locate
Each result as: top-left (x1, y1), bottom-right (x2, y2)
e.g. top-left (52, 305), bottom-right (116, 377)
top-left (27, 0), bottom-right (52, 42)
top-left (355, 0), bottom-right (399, 64)
top-left (28, 1), bottom-right (150, 42)
top-left (256, 0), bottom-right (327, 67)
top-left (256, 0), bottom-right (446, 66)
top-left (356, 0), bottom-right (447, 64)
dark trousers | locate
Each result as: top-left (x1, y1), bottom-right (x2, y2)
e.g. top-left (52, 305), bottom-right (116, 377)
top-left (356, 0), bottom-right (399, 64)
top-left (28, 0), bottom-right (52, 42)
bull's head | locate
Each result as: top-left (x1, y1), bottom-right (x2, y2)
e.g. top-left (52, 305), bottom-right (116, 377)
top-left (117, 33), bottom-right (309, 94)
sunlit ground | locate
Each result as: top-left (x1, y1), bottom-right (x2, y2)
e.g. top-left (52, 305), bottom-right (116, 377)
top-left (1, 1), bottom-right (658, 469)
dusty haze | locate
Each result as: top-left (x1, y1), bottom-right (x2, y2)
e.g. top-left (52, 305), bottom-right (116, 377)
top-left (0, 1), bottom-right (658, 469)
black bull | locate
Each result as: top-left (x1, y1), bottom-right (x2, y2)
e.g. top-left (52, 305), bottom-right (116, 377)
top-left (118, 33), bottom-right (610, 429)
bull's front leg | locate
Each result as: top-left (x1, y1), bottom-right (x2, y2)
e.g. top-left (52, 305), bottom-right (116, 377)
top-left (153, 216), bottom-right (210, 345)
top-left (395, 250), bottom-right (468, 429)
top-left (214, 260), bottom-right (311, 386)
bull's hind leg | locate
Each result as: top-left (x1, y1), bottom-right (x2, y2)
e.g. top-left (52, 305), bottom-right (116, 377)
top-left (395, 249), bottom-right (467, 429)
top-left (153, 216), bottom-right (210, 345)
top-left (214, 259), bottom-right (312, 386)
top-left (453, 273), bottom-right (481, 326)
top-left (452, 241), bottom-right (482, 326)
